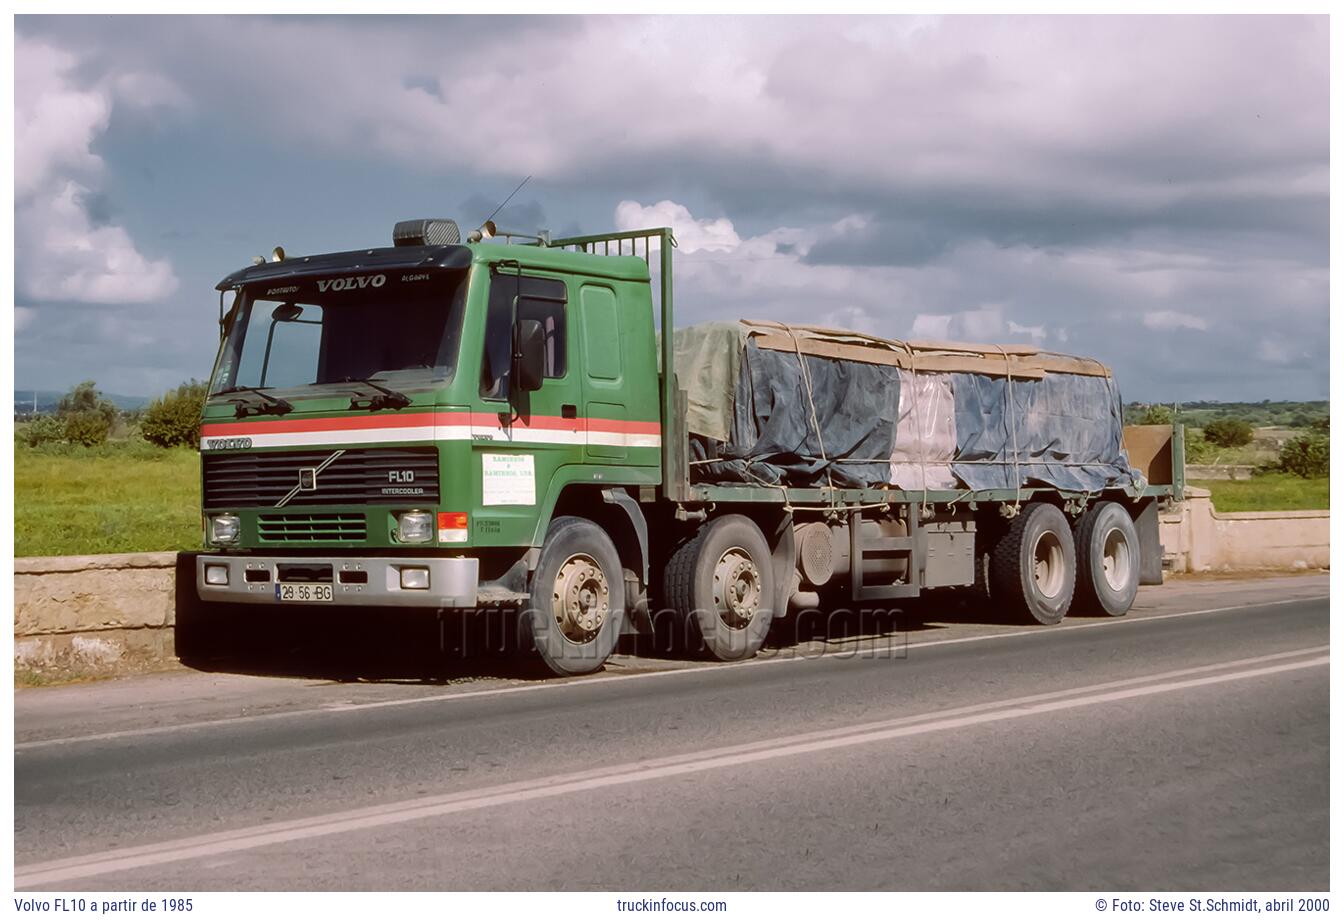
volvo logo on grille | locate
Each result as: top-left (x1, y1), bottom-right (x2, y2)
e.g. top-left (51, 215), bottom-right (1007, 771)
top-left (275, 450), bottom-right (345, 508)
top-left (202, 437), bottom-right (253, 451)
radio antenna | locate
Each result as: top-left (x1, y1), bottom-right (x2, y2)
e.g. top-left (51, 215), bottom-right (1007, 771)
top-left (484, 175), bottom-right (532, 225)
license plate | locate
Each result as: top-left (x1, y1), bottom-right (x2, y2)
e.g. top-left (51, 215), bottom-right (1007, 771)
top-left (276, 582), bottom-right (333, 603)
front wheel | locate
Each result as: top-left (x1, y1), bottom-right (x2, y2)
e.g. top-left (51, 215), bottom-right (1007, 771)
top-left (525, 516), bottom-right (626, 676)
top-left (663, 514), bottom-right (776, 661)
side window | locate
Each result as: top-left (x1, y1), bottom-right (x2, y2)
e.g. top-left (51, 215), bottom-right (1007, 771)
top-left (481, 274), bottom-right (567, 399)
top-left (580, 284), bottom-right (621, 381)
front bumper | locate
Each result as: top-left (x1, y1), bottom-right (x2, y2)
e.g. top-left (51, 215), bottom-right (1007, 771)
top-left (196, 554), bottom-right (480, 608)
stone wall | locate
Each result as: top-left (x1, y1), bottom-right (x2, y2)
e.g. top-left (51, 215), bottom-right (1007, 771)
top-left (13, 552), bottom-right (182, 678)
top-left (1160, 487), bottom-right (1330, 573)
top-left (1185, 464), bottom-right (1257, 482)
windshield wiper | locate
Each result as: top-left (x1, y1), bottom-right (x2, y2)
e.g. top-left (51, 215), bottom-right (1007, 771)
top-left (214, 386), bottom-right (294, 419)
top-left (342, 377), bottom-right (412, 411)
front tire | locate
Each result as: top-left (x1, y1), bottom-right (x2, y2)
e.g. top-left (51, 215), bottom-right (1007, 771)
top-left (663, 514), bottom-right (776, 661)
top-left (1072, 501), bottom-right (1140, 617)
top-left (525, 516), bottom-right (626, 677)
top-left (988, 502), bottom-right (1076, 625)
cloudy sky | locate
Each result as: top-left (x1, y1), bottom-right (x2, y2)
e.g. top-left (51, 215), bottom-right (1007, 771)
top-left (13, 14), bottom-right (1328, 401)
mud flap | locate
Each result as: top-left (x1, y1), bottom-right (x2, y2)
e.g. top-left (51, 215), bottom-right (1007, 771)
top-left (1133, 498), bottom-right (1164, 585)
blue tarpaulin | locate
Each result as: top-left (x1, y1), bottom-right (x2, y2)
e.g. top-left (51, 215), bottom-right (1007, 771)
top-left (678, 322), bottom-right (1140, 493)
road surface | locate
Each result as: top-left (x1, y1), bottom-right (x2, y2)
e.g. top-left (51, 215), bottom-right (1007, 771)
top-left (14, 574), bottom-right (1329, 891)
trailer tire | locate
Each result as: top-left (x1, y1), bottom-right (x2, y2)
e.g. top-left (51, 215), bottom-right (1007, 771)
top-left (663, 514), bottom-right (776, 661)
top-left (1071, 501), bottom-right (1140, 617)
top-left (525, 516), bottom-right (626, 677)
top-left (988, 502), bottom-right (1076, 625)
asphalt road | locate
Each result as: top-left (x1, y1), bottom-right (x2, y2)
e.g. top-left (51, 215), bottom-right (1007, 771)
top-left (14, 575), bottom-right (1329, 891)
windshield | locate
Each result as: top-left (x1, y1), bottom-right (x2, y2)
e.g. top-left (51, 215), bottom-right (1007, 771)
top-left (210, 271), bottom-right (467, 397)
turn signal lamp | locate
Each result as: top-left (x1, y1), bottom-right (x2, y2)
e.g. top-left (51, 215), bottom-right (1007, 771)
top-left (438, 512), bottom-right (469, 544)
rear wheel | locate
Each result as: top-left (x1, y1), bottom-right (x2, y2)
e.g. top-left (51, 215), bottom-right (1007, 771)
top-left (663, 514), bottom-right (776, 661)
top-left (1072, 501), bottom-right (1140, 617)
top-left (525, 516), bottom-right (626, 676)
top-left (988, 502), bottom-right (1076, 625)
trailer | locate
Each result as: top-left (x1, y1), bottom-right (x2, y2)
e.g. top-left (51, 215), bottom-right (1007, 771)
top-left (197, 219), bottom-right (1185, 675)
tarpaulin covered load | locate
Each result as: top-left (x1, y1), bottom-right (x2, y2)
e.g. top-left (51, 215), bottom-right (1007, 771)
top-left (674, 320), bottom-right (1141, 494)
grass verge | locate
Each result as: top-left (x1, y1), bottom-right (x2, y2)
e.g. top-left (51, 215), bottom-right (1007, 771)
top-left (1190, 472), bottom-right (1329, 513)
top-left (15, 444), bottom-right (201, 556)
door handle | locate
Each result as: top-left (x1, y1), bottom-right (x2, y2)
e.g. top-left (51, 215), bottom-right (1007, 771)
top-left (561, 404), bottom-right (578, 419)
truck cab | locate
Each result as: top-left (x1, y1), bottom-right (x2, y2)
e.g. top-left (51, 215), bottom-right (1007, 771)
top-left (197, 219), bottom-right (663, 673)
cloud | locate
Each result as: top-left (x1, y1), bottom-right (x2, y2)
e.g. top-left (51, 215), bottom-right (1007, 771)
top-left (30, 17), bottom-right (1321, 235)
top-left (15, 36), bottom-right (180, 304)
top-left (1008, 320), bottom-right (1048, 342)
top-left (15, 306), bottom-right (37, 333)
top-left (1142, 310), bottom-right (1209, 331)
top-left (11, 16), bottom-right (1326, 401)
top-left (1256, 338), bottom-right (1301, 365)
top-left (615, 200), bottom-right (741, 253)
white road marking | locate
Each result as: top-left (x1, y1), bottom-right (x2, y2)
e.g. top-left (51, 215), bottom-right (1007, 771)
top-left (13, 593), bottom-right (1327, 752)
top-left (15, 648), bottom-right (1327, 888)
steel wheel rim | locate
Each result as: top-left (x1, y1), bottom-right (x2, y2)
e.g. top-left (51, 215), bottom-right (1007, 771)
top-left (1032, 530), bottom-right (1066, 599)
top-left (1101, 526), bottom-right (1132, 592)
top-left (713, 547), bottom-right (762, 629)
top-left (551, 553), bottom-right (609, 643)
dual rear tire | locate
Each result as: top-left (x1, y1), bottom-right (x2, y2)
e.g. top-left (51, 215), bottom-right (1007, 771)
top-left (989, 500), bottom-right (1139, 625)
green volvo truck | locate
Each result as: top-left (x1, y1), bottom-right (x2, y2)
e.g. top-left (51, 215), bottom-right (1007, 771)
top-left (197, 219), bottom-right (1184, 675)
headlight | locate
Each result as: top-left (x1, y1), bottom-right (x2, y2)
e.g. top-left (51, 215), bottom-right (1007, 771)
top-left (396, 511), bottom-right (434, 544)
top-left (209, 514), bottom-right (241, 545)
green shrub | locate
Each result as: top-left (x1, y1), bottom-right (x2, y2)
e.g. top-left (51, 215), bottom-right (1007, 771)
top-left (1183, 430), bottom-right (1219, 464)
top-left (1279, 433), bottom-right (1329, 479)
top-left (20, 415), bottom-right (66, 447)
top-left (63, 410), bottom-right (111, 447)
top-left (58, 380), bottom-right (117, 427)
top-left (141, 380), bottom-right (209, 448)
top-left (1310, 416), bottom-right (1330, 434)
top-left (1202, 417), bottom-right (1254, 448)
top-left (1133, 404), bottom-right (1174, 426)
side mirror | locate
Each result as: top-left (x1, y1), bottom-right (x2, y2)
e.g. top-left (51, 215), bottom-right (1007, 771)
top-left (514, 319), bottom-right (546, 393)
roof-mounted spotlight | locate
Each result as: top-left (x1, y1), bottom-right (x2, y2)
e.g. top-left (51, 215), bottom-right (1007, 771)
top-left (270, 246), bottom-right (286, 263)
top-left (250, 255), bottom-right (266, 266)
top-left (467, 220), bottom-right (497, 244)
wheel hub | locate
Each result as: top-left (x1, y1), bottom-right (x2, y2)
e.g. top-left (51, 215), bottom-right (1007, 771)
top-left (713, 548), bottom-right (762, 629)
top-left (1031, 531), bottom-right (1066, 599)
top-left (1101, 526), bottom-right (1131, 592)
top-left (551, 553), bottom-right (609, 642)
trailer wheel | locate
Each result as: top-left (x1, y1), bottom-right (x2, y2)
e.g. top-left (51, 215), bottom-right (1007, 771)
top-left (525, 516), bottom-right (626, 677)
top-left (988, 502), bottom-right (1076, 625)
top-left (1071, 501), bottom-right (1140, 617)
top-left (663, 514), bottom-right (776, 661)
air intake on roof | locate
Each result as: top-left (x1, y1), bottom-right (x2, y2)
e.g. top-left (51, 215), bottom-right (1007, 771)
top-left (393, 218), bottom-right (461, 247)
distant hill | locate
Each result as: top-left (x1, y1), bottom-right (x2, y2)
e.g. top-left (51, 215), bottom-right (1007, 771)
top-left (14, 388), bottom-right (150, 416)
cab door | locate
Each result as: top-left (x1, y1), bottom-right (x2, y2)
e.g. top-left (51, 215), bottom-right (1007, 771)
top-left (471, 272), bottom-right (581, 545)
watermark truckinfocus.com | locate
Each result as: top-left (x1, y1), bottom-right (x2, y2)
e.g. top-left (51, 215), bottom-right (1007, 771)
top-left (616, 897), bottom-right (728, 912)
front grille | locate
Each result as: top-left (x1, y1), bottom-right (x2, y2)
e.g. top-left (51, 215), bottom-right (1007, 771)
top-left (258, 513), bottom-right (367, 543)
top-left (203, 447), bottom-right (439, 508)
